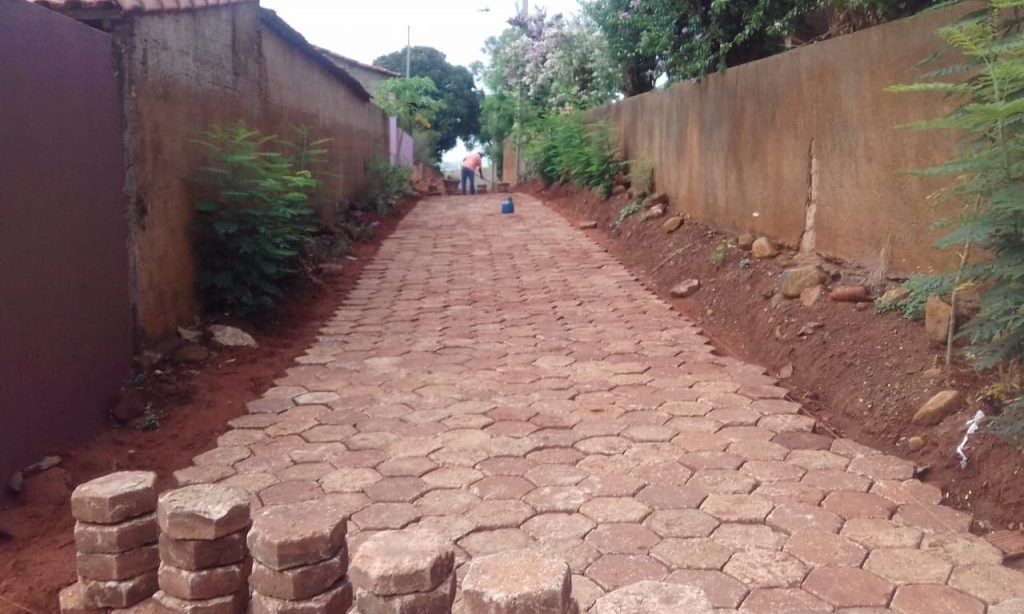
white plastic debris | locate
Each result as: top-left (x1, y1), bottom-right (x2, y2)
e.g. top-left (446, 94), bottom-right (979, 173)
top-left (956, 410), bottom-right (985, 469)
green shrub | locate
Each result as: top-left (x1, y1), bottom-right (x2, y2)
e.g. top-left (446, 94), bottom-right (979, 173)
top-left (364, 157), bottom-right (414, 216)
top-left (191, 121), bottom-right (320, 315)
top-left (522, 113), bottom-right (625, 197)
top-left (876, 275), bottom-right (952, 321)
top-left (613, 198), bottom-right (644, 227)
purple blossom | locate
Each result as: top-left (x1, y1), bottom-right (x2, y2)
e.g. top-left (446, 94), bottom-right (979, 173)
top-left (656, 59), bottom-right (666, 70)
top-left (618, 10), bottom-right (629, 21)
top-left (680, 26), bottom-right (688, 35)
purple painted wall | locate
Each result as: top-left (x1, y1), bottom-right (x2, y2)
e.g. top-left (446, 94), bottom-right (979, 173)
top-left (390, 116), bottom-right (413, 166)
top-left (0, 0), bottom-right (132, 484)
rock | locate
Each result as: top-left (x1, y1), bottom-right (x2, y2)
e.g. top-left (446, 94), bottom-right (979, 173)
top-left (737, 233), bottom-right (755, 250)
top-left (751, 237), bottom-right (779, 259)
top-left (800, 285), bottom-right (824, 307)
top-left (908, 436), bottom-right (925, 452)
top-left (24, 455), bottom-right (61, 476)
top-left (611, 185), bottom-right (627, 196)
top-left (208, 325), bottom-right (257, 348)
top-left (779, 363), bottom-right (795, 379)
top-left (855, 302), bottom-right (869, 311)
top-left (614, 172), bottom-right (630, 186)
top-left (171, 343), bottom-right (209, 365)
top-left (349, 530), bottom-right (453, 596)
top-left (248, 500), bottom-right (347, 571)
top-left (662, 216), bottom-right (684, 233)
top-left (912, 390), bottom-right (964, 426)
top-left (71, 472), bottom-right (158, 525)
top-left (925, 296), bottom-right (954, 344)
top-left (644, 192), bottom-right (669, 208)
top-left (831, 285), bottom-right (872, 302)
top-left (643, 204), bottom-right (666, 220)
top-left (798, 322), bottom-right (823, 337)
top-left (670, 279), bottom-right (701, 298)
top-left (592, 581), bottom-right (712, 614)
top-left (177, 327), bottom-right (202, 342)
top-left (780, 266), bottom-right (829, 299)
top-left (578, 221), bottom-right (598, 230)
top-left (7, 470), bottom-right (23, 495)
top-left (879, 286), bottom-right (910, 306)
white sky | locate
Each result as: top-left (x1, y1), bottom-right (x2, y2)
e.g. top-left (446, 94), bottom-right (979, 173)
top-left (260, 0), bottom-right (585, 164)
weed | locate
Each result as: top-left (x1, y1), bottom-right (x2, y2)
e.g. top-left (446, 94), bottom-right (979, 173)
top-left (710, 241), bottom-right (729, 266)
top-left (614, 199), bottom-right (644, 227)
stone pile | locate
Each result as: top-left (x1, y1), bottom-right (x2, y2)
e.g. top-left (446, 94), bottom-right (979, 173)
top-left (154, 484), bottom-right (252, 613)
top-left (461, 550), bottom-right (578, 614)
top-left (350, 529), bottom-right (455, 614)
top-left (247, 500), bottom-right (353, 614)
top-left (61, 471), bottom-right (161, 613)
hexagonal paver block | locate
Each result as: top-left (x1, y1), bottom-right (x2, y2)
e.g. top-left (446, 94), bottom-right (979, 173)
top-left (665, 569), bottom-right (748, 609)
top-left (157, 560), bottom-right (248, 600)
top-left (893, 503), bottom-right (972, 533)
top-left (651, 538), bottom-right (733, 570)
top-left (591, 581), bottom-right (711, 614)
top-left (783, 529), bottom-right (866, 567)
top-left (722, 550), bottom-right (807, 588)
top-left (890, 584), bottom-right (984, 614)
top-left (351, 503), bottom-right (420, 531)
top-left (766, 503), bottom-right (842, 535)
top-left (711, 524), bottom-right (786, 551)
top-left (586, 554), bottom-right (668, 591)
top-left (363, 477), bottom-right (430, 503)
top-left (349, 530), bottom-right (454, 596)
top-left (840, 518), bottom-right (922, 549)
top-left (75, 545), bottom-right (159, 582)
top-left (645, 509), bottom-right (719, 538)
top-left (248, 499), bottom-right (346, 570)
top-left (802, 567), bottom-right (895, 608)
top-left (465, 500), bottom-right (535, 530)
top-left (700, 495), bottom-right (773, 524)
top-left (948, 565), bottom-right (1024, 603)
top-left (462, 550), bottom-right (572, 613)
top-left (688, 470), bottom-right (757, 495)
top-left (635, 484), bottom-right (706, 510)
top-left (376, 456), bottom-right (437, 477)
top-left (249, 578), bottom-right (353, 614)
top-left (920, 533), bottom-right (1005, 565)
top-left (848, 454), bottom-right (915, 480)
top-left (580, 497), bottom-right (651, 523)
top-left (460, 529), bottom-right (535, 557)
top-left (525, 464), bottom-right (589, 487)
top-left (586, 523), bottom-right (660, 555)
top-left (74, 513), bottom-right (159, 555)
top-left (251, 550), bottom-right (347, 600)
top-left (679, 451), bottom-right (744, 471)
top-left (72, 471), bottom-right (158, 525)
top-left (523, 513), bottom-right (596, 541)
top-left (158, 530), bottom-right (248, 571)
top-left (471, 476), bottom-right (535, 501)
top-left (157, 485), bottom-right (250, 541)
top-left (863, 548), bottom-right (953, 585)
top-left (318, 468), bottom-right (382, 493)
top-left (524, 486), bottom-right (588, 513)
top-left (821, 491), bottom-right (896, 520)
top-left (415, 489), bottom-right (480, 516)
top-left (738, 588), bottom-right (832, 613)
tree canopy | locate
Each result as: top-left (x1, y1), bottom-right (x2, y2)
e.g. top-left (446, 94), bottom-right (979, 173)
top-left (374, 47), bottom-right (482, 160)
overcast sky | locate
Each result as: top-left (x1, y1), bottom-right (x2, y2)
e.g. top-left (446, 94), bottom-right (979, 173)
top-left (261, 0), bottom-right (584, 69)
top-left (259, 0), bottom-right (585, 164)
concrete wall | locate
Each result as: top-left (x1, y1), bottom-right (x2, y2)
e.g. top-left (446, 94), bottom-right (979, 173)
top-left (513, 7), bottom-right (969, 274)
top-left (119, 5), bottom-right (389, 341)
top-left (0, 0), bottom-right (132, 483)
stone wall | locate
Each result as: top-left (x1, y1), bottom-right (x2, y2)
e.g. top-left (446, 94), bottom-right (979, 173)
top-left (508, 6), bottom-right (972, 275)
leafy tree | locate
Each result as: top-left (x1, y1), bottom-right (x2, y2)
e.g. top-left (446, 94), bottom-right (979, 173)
top-left (584, 0), bottom-right (661, 95)
top-left (373, 77), bottom-right (446, 162)
top-left (374, 47), bottom-right (482, 159)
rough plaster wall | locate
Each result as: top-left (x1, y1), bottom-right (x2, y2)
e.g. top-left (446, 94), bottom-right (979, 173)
top-left (587, 6), bottom-right (967, 275)
top-left (261, 27), bottom-right (389, 201)
top-left (124, 6), bottom-right (388, 342)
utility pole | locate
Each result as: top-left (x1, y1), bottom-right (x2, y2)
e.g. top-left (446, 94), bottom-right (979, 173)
top-left (405, 26), bottom-right (411, 78)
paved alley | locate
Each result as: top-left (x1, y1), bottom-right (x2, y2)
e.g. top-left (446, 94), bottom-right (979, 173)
top-left (176, 194), bottom-right (1024, 612)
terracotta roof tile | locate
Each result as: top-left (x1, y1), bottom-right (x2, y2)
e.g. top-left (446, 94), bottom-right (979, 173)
top-left (29, 0), bottom-right (254, 14)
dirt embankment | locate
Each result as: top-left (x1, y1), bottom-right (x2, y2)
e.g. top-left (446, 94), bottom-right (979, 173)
top-left (0, 200), bottom-right (416, 614)
top-left (529, 182), bottom-right (1024, 531)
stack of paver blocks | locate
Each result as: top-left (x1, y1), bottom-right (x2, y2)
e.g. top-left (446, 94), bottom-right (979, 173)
top-left (247, 500), bottom-right (353, 613)
top-left (461, 550), bottom-right (578, 614)
top-left (61, 471), bottom-right (161, 613)
top-left (154, 484), bottom-right (252, 613)
top-left (349, 529), bottom-right (456, 613)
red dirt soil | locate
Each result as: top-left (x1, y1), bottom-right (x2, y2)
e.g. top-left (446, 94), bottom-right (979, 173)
top-left (529, 182), bottom-right (1024, 533)
top-left (0, 200), bottom-right (416, 614)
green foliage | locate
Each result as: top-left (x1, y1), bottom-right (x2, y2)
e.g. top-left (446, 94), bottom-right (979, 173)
top-left (522, 113), bottom-right (625, 196)
top-left (710, 241), bottom-right (729, 265)
top-left (374, 47), bottom-right (482, 158)
top-left (890, 1), bottom-right (1024, 371)
top-left (614, 198), bottom-right (644, 227)
top-left (364, 157), bottom-right (414, 216)
top-left (373, 77), bottom-right (446, 135)
top-left (412, 127), bottom-right (441, 166)
top-left (877, 275), bottom-right (952, 321)
top-left (191, 121), bottom-right (320, 315)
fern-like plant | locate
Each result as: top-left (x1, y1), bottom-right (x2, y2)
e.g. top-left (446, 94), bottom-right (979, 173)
top-left (522, 113), bottom-right (626, 197)
top-left (191, 122), bottom-right (320, 314)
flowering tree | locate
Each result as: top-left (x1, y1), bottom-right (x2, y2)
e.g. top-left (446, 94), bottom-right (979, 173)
top-left (481, 10), bottom-right (619, 113)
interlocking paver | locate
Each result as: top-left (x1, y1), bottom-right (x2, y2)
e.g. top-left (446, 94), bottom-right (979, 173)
top-left (173, 195), bottom-right (1024, 612)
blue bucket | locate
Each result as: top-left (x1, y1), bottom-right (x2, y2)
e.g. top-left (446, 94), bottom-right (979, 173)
top-left (501, 198), bottom-right (515, 214)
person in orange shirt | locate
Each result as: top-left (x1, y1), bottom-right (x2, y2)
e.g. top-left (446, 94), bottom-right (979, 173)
top-left (461, 151), bottom-right (484, 195)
